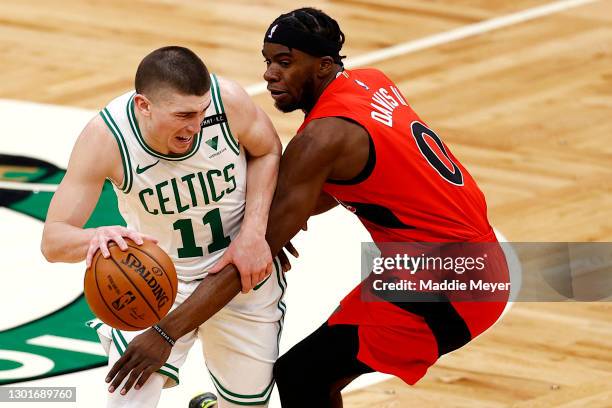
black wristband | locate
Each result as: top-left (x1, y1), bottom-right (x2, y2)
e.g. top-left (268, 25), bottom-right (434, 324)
top-left (152, 324), bottom-right (176, 346)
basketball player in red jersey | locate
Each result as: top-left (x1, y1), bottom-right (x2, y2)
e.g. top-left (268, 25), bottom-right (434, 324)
top-left (259, 8), bottom-right (509, 407)
top-left (105, 8), bottom-right (509, 407)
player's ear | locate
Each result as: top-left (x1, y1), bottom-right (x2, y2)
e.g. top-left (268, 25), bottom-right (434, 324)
top-left (134, 94), bottom-right (152, 117)
top-left (317, 56), bottom-right (335, 78)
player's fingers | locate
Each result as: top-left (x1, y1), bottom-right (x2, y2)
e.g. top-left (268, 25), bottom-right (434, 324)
top-left (141, 234), bottom-right (158, 244)
top-left (259, 261), bottom-right (270, 279)
top-left (124, 230), bottom-right (144, 245)
top-left (121, 363), bottom-right (147, 395)
top-left (135, 367), bottom-right (156, 390)
top-left (85, 244), bottom-right (97, 268)
top-left (99, 237), bottom-right (111, 259)
top-left (106, 353), bottom-right (130, 384)
top-left (109, 362), bottom-right (135, 393)
top-left (241, 273), bottom-right (252, 294)
top-left (208, 253), bottom-right (230, 274)
top-left (276, 249), bottom-right (287, 272)
top-left (285, 242), bottom-right (299, 258)
top-left (266, 261), bottom-right (273, 276)
top-left (110, 233), bottom-right (129, 251)
top-left (277, 250), bottom-right (290, 272)
top-left (259, 261), bottom-right (268, 275)
top-left (256, 270), bottom-right (267, 287)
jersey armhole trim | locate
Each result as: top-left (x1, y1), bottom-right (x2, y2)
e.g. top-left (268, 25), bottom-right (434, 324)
top-left (99, 109), bottom-right (133, 193)
top-left (327, 117), bottom-right (376, 186)
top-left (210, 74), bottom-right (240, 156)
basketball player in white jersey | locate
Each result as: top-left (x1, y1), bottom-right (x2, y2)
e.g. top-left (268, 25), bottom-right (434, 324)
top-left (41, 46), bottom-right (286, 407)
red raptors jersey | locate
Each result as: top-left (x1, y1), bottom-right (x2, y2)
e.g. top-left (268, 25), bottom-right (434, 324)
top-left (297, 69), bottom-right (508, 385)
top-left (299, 69), bottom-right (493, 243)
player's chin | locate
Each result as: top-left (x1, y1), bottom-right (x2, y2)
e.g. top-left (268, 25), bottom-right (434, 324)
top-left (274, 98), bottom-right (300, 113)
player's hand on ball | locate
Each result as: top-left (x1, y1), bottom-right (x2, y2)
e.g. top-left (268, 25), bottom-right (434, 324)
top-left (106, 328), bottom-right (171, 395)
top-left (85, 226), bottom-right (158, 268)
top-left (208, 230), bottom-right (273, 293)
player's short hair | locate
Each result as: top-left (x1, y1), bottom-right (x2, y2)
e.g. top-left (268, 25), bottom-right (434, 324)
top-left (135, 46), bottom-right (210, 98)
top-left (268, 8), bottom-right (346, 65)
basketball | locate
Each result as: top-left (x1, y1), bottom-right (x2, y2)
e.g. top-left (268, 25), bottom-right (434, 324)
top-left (84, 239), bottom-right (177, 331)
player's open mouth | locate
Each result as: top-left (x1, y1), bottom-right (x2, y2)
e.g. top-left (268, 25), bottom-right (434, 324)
top-left (176, 135), bottom-right (192, 144)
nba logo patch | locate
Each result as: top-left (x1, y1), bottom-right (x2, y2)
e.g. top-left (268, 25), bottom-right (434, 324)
top-left (112, 291), bottom-right (136, 311)
top-left (355, 79), bottom-right (369, 91)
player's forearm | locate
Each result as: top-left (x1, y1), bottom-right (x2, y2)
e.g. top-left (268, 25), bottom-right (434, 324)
top-left (41, 222), bottom-right (95, 263)
top-left (242, 152), bottom-right (280, 235)
top-left (266, 187), bottom-right (318, 256)
top-left (158, 264), bottom-right (241, 339)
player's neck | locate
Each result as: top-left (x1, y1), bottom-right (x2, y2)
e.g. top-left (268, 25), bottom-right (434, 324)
top-left (303, 65), bottom-right (344, 115)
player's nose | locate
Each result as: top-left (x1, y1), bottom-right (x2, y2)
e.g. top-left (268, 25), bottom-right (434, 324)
top-left (263, 66), bottom-right (280, 83)
top-left (186, 117), bottom-right (200, 133)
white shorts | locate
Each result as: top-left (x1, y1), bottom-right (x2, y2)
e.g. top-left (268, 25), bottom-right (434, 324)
top-left (87, 257), bottom-right (287, 406)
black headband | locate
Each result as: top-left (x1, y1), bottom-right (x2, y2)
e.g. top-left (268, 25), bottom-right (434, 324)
top-left (264, 22), bottom-right (342, 59)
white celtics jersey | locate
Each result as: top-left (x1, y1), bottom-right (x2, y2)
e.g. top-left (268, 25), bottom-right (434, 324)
top-left (99, 75), bottom-right (246, 280)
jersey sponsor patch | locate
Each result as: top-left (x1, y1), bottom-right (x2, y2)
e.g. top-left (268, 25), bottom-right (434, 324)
top-left (200, 113), bottom-right (227, 129)
top-left (205, 136), bottom-right (219, 151)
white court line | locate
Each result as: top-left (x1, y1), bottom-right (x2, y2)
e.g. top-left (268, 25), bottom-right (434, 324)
top-left (245, 0), bottom-right (598, 96)
top-left (0, 181), bottom-right (58, 192)
top-left (26, 335), bottom-right (107, 356)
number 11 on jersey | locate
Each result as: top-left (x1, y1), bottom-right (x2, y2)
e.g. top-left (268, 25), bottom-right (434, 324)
top-left (173, 208), bottom-right (231, 258)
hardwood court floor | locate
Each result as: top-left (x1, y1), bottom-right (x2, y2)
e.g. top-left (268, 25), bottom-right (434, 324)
top-left (1, 0), bottom-right (611, 406)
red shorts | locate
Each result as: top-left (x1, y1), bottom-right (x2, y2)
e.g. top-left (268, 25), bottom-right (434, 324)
top-left (328, 239), bottom-right (509, 385)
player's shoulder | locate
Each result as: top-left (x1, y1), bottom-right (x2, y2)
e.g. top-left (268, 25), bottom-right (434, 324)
top-left (214, 75), bottom-right (251, 107)
top-left (291, 117), bottom-right (365, 161)
top-left (214, 75), bottom-right (260, 137)
top-left (72, 114), bottom-right (123, 172)
top-left (300, 117), bottom-right (366, 146)
top-left (81, 114), bottom-right (117, 148)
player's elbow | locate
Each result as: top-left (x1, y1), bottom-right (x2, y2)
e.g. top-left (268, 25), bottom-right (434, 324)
top-left (41, 241), bottom-right (55, 263)
top-left (40, 235), bottom-right (60, 263)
